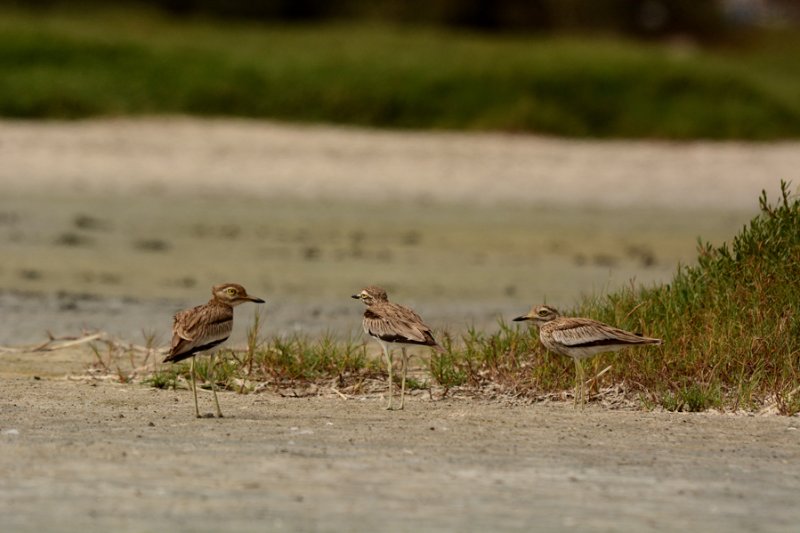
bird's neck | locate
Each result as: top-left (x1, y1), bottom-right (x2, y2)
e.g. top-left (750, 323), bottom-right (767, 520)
top-left (209, 298), bottom-right (233, 308)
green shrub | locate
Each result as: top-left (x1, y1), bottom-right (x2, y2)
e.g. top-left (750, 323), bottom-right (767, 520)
top-left (577, 181), bottom-right (800, 410)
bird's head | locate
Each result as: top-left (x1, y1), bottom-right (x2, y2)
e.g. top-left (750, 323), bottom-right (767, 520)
top-left (513, 304), bottom-right (560, 326)
top-left (351, 285), bottom-right (388, 306)
top-left (212, 283), bottom-right (265, 306)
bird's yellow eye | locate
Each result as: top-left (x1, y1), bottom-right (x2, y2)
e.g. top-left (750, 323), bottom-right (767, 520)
top-left (538, 309), bottom-right (548, 316)
top-left (226, 287), bottom-right (237, 296)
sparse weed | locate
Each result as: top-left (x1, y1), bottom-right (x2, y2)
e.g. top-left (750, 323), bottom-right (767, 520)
top-left (144, 367), bottom-right (181, 390)
top-left (774, 383), bottom-right (800, 416)
top-left (661, 383), bottom-right (722, 413)
top-left (402, 376), bottom-right (428, 391)
top-left (428, 333), bottom-right (467, 397)
top-left (660, 391), bottom-right (682, 412)
top-left (253, 333), bottom-right (374, 383)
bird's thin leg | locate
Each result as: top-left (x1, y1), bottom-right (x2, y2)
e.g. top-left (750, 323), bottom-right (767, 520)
top-left (399, 347), bottom-right (408, 410)
top-left (209, 353), bottom-right (223, 418)
top-left (382, 343), bottom-right (394, 410)
top-left (588, 358), bottom-right (599, 401)
top-left (190, 356), bottom-right (200, 418)
top-left (574, 359), bottom-right (585, 410)
top-left (572, 358), bottom-right (579, 409)
top-left (581, 360), bottom-right (586, 407)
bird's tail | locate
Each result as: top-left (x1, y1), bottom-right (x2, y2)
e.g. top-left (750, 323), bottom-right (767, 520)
top-left (163, 351), bottom-right (193, 364)
top-left (635, 333), bottom-right (663, 345)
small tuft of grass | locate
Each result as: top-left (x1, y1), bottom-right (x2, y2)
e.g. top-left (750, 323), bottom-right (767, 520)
top-left (428, 333), bottom-right (467, 397)
top-left (401, 376), bottom-right (429, 391)
top-left (252, 333), bottom-right (376, 384)
top-left (144, 367), bottom-right (180, 390)
top-left (661, 383), bottom-right (723, 412)
top-left (774, 386), bottom-right (800, 416)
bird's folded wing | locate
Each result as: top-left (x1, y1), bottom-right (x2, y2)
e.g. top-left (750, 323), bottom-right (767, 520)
top-left (364, 314), bottom-right (431, 344)
top-left (551, 321), bottom-right (643, 347)
top-left (173, 315), bottom-right (194, 342)
top-left (170, 304), bottom-right (233, 355)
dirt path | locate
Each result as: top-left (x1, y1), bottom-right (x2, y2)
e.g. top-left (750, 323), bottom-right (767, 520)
top-left (1, 376), bottom-right (798, 533)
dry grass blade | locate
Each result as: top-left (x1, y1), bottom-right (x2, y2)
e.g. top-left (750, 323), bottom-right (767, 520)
top-left (0, 332), bottom-right (104, 353)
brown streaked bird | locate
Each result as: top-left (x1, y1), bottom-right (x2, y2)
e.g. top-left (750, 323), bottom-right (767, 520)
top-left (513, 305), bottom-right (661, 407)
top-left (352, 285), bottom-right (441, 410)
top-left (164, 283), bottom-right (265, 418)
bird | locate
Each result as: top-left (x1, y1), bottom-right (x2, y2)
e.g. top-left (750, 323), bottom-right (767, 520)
top-left (513, 305), bottom-right (661, 407)
top-left (352, 285), bottom-right (442, 410)
top-left (163, 283), bottom-right (264, 418)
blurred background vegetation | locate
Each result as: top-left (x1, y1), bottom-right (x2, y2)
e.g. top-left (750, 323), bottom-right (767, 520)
top-left (1, 0), bottom-right (799, 138)
top-left (8, 0), bottom-right (791, 38)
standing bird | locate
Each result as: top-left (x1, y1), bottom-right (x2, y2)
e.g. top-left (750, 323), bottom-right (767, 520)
top-left (513, 305), bottom-right (661, 407)
top-left (352, 286), bottom-right (441, 410)
top-left (164, 283), bottom-right (265, 418)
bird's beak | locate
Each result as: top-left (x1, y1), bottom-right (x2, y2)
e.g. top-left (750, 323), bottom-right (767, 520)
top-left (245, 296), bottom-right (266, 304)
top-left (512, 315), bottom-right (530, 322)
top-left (351, 294), bottom-right (361, 300)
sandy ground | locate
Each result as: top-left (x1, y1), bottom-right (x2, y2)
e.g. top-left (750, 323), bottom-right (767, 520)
top-left (3, 118), bottom-right (799, 209)
top-left (1, 374), bottom-right (799, 533)
top-left (2, 119), bottom-right (800, 531)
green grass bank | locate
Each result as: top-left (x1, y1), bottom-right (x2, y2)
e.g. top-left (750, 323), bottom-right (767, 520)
top-left (2, 7), bottom-right (800, 138)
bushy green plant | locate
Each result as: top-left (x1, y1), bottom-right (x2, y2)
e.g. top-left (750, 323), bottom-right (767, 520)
top-left (576, 181), bottom-right (800, 410)
top-left (422, 182), bottom-right (800, 411)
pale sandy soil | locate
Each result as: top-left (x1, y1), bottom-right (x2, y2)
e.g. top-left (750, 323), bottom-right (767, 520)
top-left (2, 118), bottom-right (798, 209)
top-left (1, 374), bottom-right (799, 533)
top-left (2, 119), bottom-right (800, 532)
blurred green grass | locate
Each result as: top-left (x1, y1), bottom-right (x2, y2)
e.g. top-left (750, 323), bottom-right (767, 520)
top-left (2, 6), bottom-right (800, 138)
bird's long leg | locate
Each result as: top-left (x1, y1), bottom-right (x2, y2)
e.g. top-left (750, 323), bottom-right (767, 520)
top-left (382, 343), bottom-right (394, 410)
top-left (572, 357), bottom-right (578, 408)
top-left (399, 347), bottom-right (408, 410)
top-left (209, 353), bottom-right (223, 418)
top-left (190, 356), bottom-right (200, 418)
top-left (574, 358), bottom-right (585, 410)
